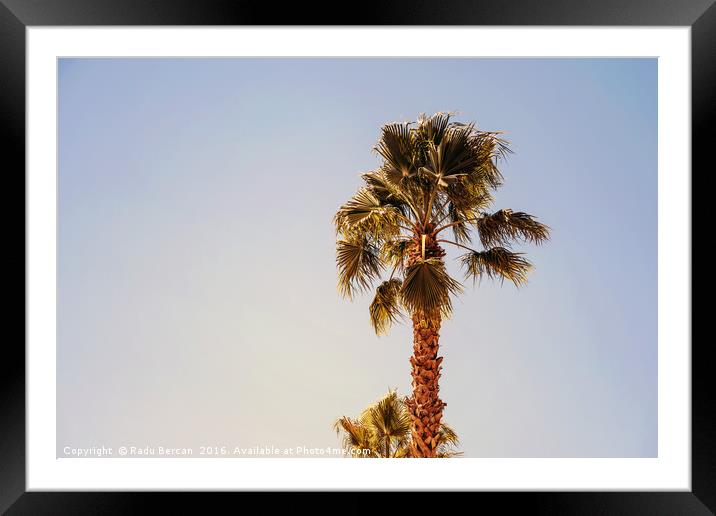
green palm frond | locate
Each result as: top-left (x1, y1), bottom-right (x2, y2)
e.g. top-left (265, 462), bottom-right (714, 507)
top-left (333, 416), bottom-right (376, 458)
top-left (437, 423), bottom-right (463, 458)
top-left (334, 188), bottom-right (402, 239)
top-left (393, 445), bottom-right (411, 458)
top-left (447, 202), bottom-right (472, 244)
top-left (374, 122), bottom-right (416, 181)
top-left (381, 238), bottom-right (412, 271)
top-left (369, 279), bottom-right (404, 335)
top-left (336, 236), bottom-right (382, 298)
top-left (416, 112), bottom-right (453, 146)
top-left (460, 247), bottom-right (532, 287)
top-left (334, 390), bottom-right (461, 458)
top-left (361, 170), bottom-right (411, 215)
top-left (445, 178), bottom-right (493, 215)
top-left (475, 209), bottom-right (550, 247)
top-left (438, 423), bottom-right (460, 446)
top-left (335, 188), bottom-right (382, 227)
top-left (423, 124), bottom-right (478, 182)
top-left (401, 258), bottom-right (463, 316)
top-left (363, 390), bottom-right (412, 441)
top-left (465, 130), bottom-right (510, 188)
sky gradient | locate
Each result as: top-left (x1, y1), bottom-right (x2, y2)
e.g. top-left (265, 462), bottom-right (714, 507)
top-left (58, 58), bottom-right (657, 457)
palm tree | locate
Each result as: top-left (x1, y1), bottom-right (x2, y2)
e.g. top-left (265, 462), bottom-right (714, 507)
top-left (334, 112), bottom-right (549, 457)
top-left (334, 389), bottom-right (460, 458)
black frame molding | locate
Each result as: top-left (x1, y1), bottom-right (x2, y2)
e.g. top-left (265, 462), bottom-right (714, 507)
top-left (3, 1), bottom-right (710, 513)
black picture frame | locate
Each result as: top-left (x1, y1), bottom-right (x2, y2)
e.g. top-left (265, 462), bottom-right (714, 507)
top-left (2, 1), bottom-right (709, 513)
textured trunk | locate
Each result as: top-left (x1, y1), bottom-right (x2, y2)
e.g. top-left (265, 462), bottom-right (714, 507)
top-left (404, 225), bottom-right (446, 458)
top-left (406, 310), bottom-right (444, 458)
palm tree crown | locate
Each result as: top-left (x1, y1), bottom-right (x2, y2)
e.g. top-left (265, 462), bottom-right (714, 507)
top-left (335, 112), bottom-right (549, 334)
top-left (334, 390), bottom-right (460, 458)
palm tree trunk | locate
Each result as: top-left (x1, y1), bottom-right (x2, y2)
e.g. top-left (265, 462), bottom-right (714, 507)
top-left (406, 309), bottom-right (445, 458)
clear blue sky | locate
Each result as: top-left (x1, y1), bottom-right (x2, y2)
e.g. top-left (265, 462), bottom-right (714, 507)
top-left (58, 58), bottom-right (657, 457)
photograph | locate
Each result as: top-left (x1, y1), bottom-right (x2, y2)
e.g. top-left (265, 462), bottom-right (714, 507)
top-left (56, 57), bottom-right (657, 460)
top-left (1, 0), bottom-right (709, 507)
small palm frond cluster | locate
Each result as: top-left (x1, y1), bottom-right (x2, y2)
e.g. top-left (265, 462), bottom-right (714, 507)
top-left (334, 112), bottom-right (550, 334)
top-left (333, 390), bottom-right (461, 458)
top-left (400, 259), bottom-right (463, 316)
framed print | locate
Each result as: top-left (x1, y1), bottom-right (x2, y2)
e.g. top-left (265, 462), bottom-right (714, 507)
top-left (2, 0), bottom-right (710, 513)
